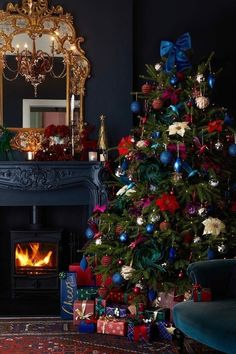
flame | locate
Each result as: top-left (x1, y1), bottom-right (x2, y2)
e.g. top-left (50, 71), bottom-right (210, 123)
top-left (15, 242), bottom-right (53, 268)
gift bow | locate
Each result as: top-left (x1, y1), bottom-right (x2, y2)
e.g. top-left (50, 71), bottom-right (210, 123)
top-left (160, 32), bottom-right (191, 72)
top-left (134, 324), bottom-right (149, 342)
top-left (193, 283), bottom-right (202, 291)
top-left (75, 301), bottom-right (93, 320)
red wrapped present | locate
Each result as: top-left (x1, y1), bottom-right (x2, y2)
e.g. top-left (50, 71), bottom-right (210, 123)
top-left (107, 289), bottom-right (134, 304)
top-left (193, 285), bottom-right (212, 302)
top-left (95, 274), bottom-right (112, 287)
top-left (69, 263), bottom-right (95, 286)
top-left (97, 316), bottom-right (127, 336)
top-left (73, 300), bottom-right (94, 325)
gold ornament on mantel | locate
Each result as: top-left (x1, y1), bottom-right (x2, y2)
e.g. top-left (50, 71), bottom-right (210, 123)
top-left (97, 114), bottom-right (108, 161)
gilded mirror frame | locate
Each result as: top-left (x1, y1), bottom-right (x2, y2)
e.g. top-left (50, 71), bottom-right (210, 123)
top-left (0, 0), bottom-right (90, 151)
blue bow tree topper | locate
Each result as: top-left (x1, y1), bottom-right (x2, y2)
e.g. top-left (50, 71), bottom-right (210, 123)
top-left (160, 32), bottom-right (192, 72)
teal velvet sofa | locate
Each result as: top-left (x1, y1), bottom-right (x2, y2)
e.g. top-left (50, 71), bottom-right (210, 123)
top-left (173, 259), bottom-right (236, 354)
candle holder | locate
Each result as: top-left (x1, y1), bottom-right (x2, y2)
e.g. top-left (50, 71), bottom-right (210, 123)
top-left (27, 151), bottom-right (34, 160)
top-left (88, 151), bottom-right (98, 161)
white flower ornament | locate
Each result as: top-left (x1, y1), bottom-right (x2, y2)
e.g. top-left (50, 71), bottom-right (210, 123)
top-left (202, 217), bottom-right (225, 237)
top-left (167, 121), bottom-right (191, 137)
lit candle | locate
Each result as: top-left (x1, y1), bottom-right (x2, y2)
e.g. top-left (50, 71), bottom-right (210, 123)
top-left (16, 44), bottom-right (20, 55)
top-left (88, 151), bottom-right (98, 161)
top-left (70, 94), bottom-right (75, 122)
top-left (27, 151), bottom-right (34, 160)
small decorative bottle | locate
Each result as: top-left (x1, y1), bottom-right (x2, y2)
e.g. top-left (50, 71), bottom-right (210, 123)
top-left (97, 114), bottom-right (108, 161)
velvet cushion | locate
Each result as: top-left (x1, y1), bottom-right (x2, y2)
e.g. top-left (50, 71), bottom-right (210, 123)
top-left (173, 299), bottom-right (236, 354)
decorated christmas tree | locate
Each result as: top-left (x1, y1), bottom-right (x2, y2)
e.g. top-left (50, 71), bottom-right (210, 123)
top-left (83, 33), bottom-right (236, 300)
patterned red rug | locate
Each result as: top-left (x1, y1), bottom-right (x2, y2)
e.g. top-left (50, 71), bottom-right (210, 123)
top-left (0, 317), bottom-right (178, 354)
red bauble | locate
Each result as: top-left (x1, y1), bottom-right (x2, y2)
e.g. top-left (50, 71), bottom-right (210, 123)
top-left (133, 286), bottom-right (141, 295)
top-left (115, 224), bottom-right (123, 235)
top-left (176, 72), bottom-right (185, 81)
top-left (141, 82), bottom-right (152, 94)
top-left (182, 231), bottom-right (193, 244)
top-left (152, 98), bottom-right (163, 110)
top-left (101, 255), bottom-right (112, 266)
top-left (117, 258), bottom-right (124, 266)
top-left (159, 220), bottom-right (171, 231)
top-left (178, 270), bottom-right (185, 279)
top-left (98, 286), bottom-right (108, 299)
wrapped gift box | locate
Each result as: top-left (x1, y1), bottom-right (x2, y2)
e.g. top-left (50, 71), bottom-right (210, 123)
top-left (60, 272), bottom-right (77, 320)
top-left (95, 297), bottom-right (107, 317)
top-left (158, 291), bottom-right (184, 321)
top-left (193, 286), bottom-right (212, 302)
top-left (69, 263), bottom-right (95, 286)
top-left (105, 304), bottom-right (128, 318)
top-left (145, 307), bottom-right (170, 322)
top-left (156, 321), bottom-right (173, 341)
top-left (76, 319), bottom-right (97, 333)
top-left (77, 286), bottom-right (98, 300)
top-left (73, 300), bottom-right (95, 325)
top-left (97, 317), bottom-right (127, 336)
top-left (127, 322), bottom-right (151, 342)
top-left (107, 289), bottom-right (134, 304)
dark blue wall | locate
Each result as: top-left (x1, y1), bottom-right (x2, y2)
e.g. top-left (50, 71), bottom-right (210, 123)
top-left (1, 0), bottom-right (236, 147)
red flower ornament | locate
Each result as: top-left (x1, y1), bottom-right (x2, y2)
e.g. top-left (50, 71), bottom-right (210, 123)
top-left (207, 120), bottom-right (223, 133)
top-left (156, 193), bottom-right (179, 213)
top-left (118, 135), bottom-right (134, 156)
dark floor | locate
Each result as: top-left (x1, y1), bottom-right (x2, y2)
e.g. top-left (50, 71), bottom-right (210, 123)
top-left (0, 292), bottom-right (60, 317)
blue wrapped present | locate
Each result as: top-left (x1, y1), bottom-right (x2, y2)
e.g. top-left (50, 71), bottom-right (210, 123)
top-left (60, 272), bottom-right (77, 320)
top-left (76, 319), bottom-right (97, 333)
top-left (127, 322), bottom-right (151, 342)
top-left (157, 321), bottom-right (172, 340)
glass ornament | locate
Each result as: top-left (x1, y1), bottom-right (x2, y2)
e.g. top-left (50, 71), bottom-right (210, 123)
top-left (228, 143), bottom-right (236, 157)
top-left (85, 227), bottom-right (95, 240)
top-left (146, 223), bottom-right (155, 234)
top-left (214, 140), bottom-right (224, 151)
top-left (130, 100), bottom-right (141, 113)
top-left (174, 157), bottom-right (182, 173)
top-left (209, 178), bottom-right (219, 187)
top-left (137, 216), bottom-right (144, 225)
top-left (119, 232), bottom-right (129, 243)
top-left (208, 73), bottom-right (215, 88)
top-left (80, 255), bottom-right (88, 271)
top-left (160, 150), bottom-right (173, 165)
top-left (112, 272), bottom-right (124, 286)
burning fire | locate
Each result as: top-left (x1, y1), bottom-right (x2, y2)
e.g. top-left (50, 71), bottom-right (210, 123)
top-left (15, 242), bottom-right (53, 268)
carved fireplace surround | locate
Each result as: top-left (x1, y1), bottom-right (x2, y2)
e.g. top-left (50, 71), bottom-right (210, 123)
top-left (0, 161), bottom-right (107, 208)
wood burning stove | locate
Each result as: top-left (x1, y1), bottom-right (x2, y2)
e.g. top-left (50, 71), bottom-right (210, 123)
top-left (11, 206), bottom-right (62, 298)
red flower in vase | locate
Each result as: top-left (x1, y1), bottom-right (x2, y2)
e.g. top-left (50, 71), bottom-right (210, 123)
top-left (156, 193), bottom-right (180, 213)
top-left (44, 124), bottom-right (70, 138)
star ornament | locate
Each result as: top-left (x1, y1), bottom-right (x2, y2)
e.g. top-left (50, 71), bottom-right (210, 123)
top-left (167, 121), bottom-right (191, 137)
top-left (202, 217), bottom-right (226, 237)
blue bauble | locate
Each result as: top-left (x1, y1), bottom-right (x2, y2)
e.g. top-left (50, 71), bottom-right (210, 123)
top-left (146, 223), bottom-right (155, 234)
top-left (121, 158), bottom-right (129, 171)
top-left (170, 75), bottom-right (178, 85)
top-left (151, 131), bottom-right (161, 139)
top-left (130, 100), bottom-right (141, 114)
top-left (148, 288), bottom-right (157, 302)
top-left (224, 113), bottom-right (234, 127)
top-left (80, 255), bottom-right (88, 271)
top-left (85, 227), bottom-right (95, 240)
top-left (169, 247), bottom-right (176, 261)
top-left (208, 74), bottom-right (215, 88)
top-left (207, 248), bottom-right (215, 260)
top-left (228, 143), bottom-right (236, 157)
top-left (160, 150), bottom-right (173, 165)
top-left (119, 232), bottom-right (129, 243)
top-left (174, 157), bottom-right (182, 173)
top-left (112, 272), bottom-right (124, 286)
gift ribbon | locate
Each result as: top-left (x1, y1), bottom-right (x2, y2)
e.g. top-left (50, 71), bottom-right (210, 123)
top-left (75, 300), bottom-right (93, 320)
top-left (160, 32), bottom-right (191, 72)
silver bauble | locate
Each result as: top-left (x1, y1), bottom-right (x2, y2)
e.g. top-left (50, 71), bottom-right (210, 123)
top-left (193, 236), bottom-right (201, 243)
top-left (214, 140), bottom-right (224, 151)
top-left (195, 96), bottom-right (210, 109)
top-left (198, 207), bottom-right (207, 217)
top-left (137, 216), bottom-right (144, 225)
top-left (155, 63), bottom-right (162, 71)
top-left (196, 73), bottom-right (205, 83)
top-left (150, 213), bottom-right (161, 223)
top-left (209, 178), bottom-right (219, 187)
top-left (218, 244), bottom-right (226, 253)
top-left (150, 184), bottom-right (157, 192)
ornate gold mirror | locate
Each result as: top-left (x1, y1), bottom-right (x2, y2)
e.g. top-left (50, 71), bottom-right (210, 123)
top-left (0, 0), bottom-right (90, 151)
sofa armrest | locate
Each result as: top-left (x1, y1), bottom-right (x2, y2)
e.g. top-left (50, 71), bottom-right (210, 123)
top-left (187, 259), bottom-right (236, 299)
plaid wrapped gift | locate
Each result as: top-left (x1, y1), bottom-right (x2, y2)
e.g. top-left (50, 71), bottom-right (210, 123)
top-left (95, 297), bottom-right (107, 317)
top-left (60, 272), bottom-right (77, 320)
top-left (76, 319), bottom-right (97, 333)
top-left (193, 285), bottom-right (212, 302)
top-left (97, 316), bottom-right (127, 336)
top-left (145, 307), bottom-right (170, 322)
top-left (127, 322), bottom-right (151, 342)
top-left (105, 304), bottom-right (128, 318)
top-left (73, 300), bottom-right (94, 325)
top-left (157, 321), bottom-right (172, 341)
top-left (77, 286), bottom-right (98, 300)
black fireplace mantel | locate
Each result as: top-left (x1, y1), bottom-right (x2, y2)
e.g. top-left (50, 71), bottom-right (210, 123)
top-left (0, 161), bottom-right (107, 211)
